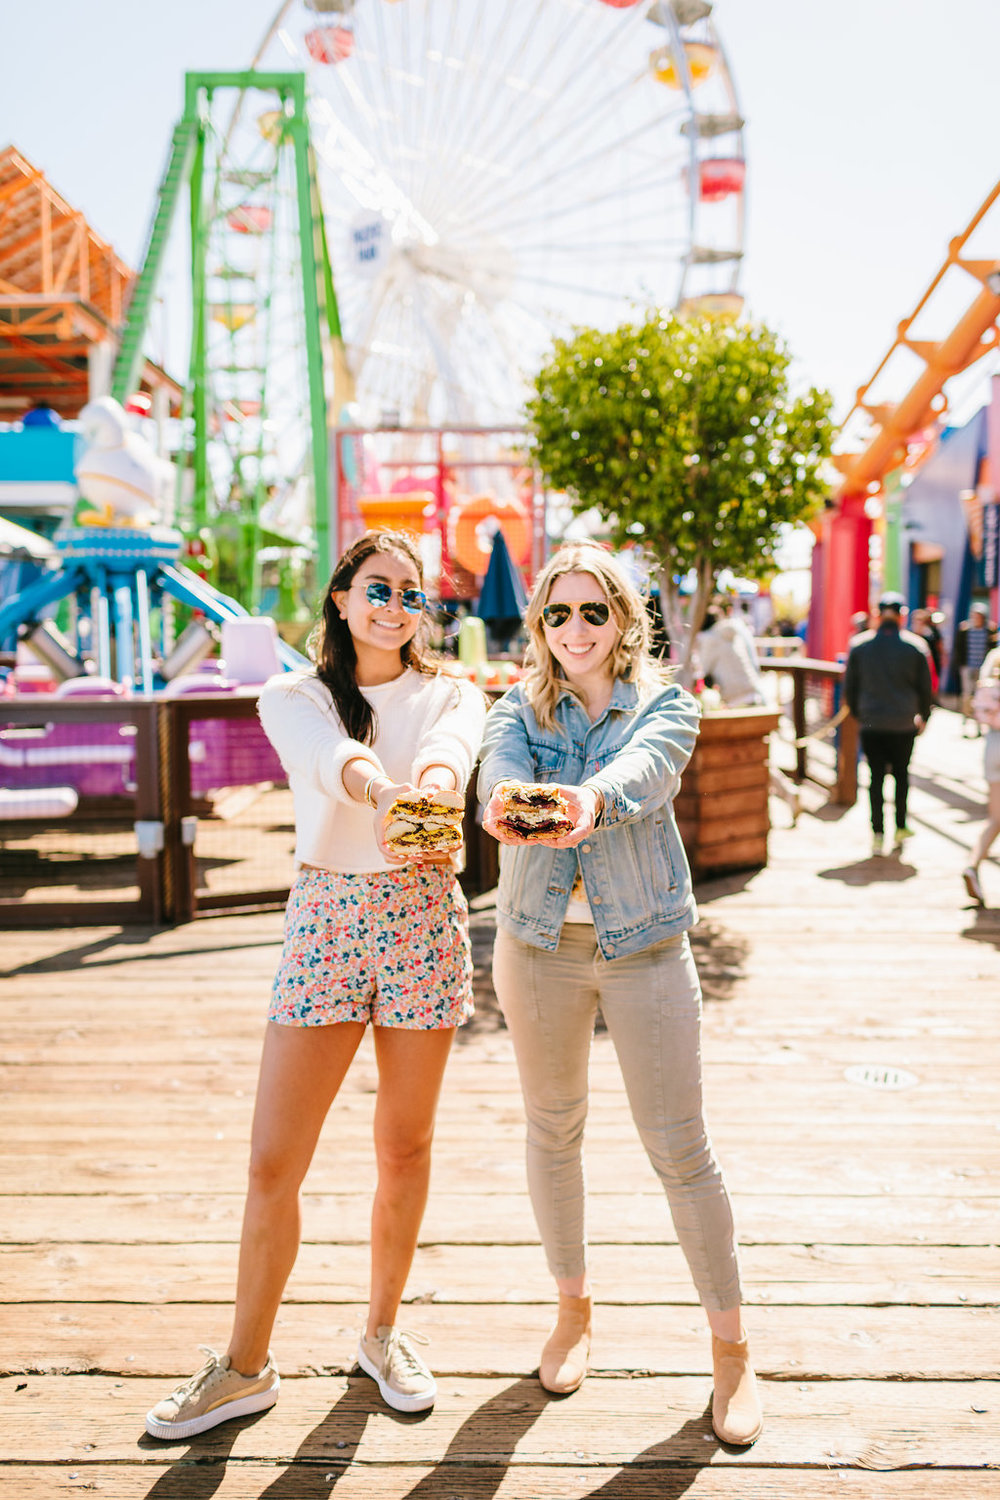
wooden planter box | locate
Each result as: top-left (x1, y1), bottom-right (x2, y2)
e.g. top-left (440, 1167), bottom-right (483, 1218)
top-left (676, 707), bottom-right (781, 878)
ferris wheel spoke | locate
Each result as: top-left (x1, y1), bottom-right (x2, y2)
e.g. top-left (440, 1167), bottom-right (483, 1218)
top-left (439, 3), bottom-right (656, 225)
top-left (252, 0), bottom-right (743, 427)
top-left (508, 236), bottom-right (692, 262)
top-left (408, 0), bottom-right (447, 211)
top-left (447, 106), bottom-right (689, 241)
top-left (407, 2), bottom-right (492, 214)
top-left (480, 166), bottom-right (696, 243)
top-left (504, 269), bottom-right (665, 304)
top-left (442, 113), bottom-right (690, 242)
top-left (406, 0), bottom-right (548, 217)
top-left (421, 64), bottom-right (652, 230)
top-left (311, 96), bottom-right (436, 244)
top-left (321, 46), bottom-right (407, 212)
top-left (419, 10), bottom-right (620, 225)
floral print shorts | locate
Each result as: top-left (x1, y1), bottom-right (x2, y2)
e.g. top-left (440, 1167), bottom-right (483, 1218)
top-left (269, 865), bottom-right (474, 1030)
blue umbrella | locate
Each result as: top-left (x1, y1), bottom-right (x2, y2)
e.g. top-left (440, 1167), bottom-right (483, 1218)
top-left (475, 527), bottom-right (527, 650)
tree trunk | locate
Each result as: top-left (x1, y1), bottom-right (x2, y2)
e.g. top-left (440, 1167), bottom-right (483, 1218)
top-left (660, 559), bottom-right (714, 687)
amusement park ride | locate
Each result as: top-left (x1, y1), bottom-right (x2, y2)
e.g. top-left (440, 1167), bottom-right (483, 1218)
top-left (2, 0), bottom-right (747, 684)
top-left (1, 0), bottom-right (748, 821)
top-left (810, 178), bottom-right (1000, 662)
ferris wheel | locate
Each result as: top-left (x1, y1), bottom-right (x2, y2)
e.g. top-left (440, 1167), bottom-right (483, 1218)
top-left (253, 0), bottom-right (746, 428)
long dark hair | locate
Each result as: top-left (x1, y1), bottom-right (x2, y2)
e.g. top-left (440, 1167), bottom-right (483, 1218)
top-left (309, 530), bottom-right (438, 745)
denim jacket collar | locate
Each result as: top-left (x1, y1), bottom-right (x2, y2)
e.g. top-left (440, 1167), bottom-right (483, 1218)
top-left (555, 676), bottom-right (640, 725)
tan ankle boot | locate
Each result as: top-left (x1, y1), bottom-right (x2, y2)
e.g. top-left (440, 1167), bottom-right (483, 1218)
top-left (539, 1293), bottom-right (591, 1394)
top-left (711, 1332), bottom-right (763, 1445)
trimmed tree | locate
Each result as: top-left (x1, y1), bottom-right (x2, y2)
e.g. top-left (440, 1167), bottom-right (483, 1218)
top-left (526, 312), bottom-right (834, 670)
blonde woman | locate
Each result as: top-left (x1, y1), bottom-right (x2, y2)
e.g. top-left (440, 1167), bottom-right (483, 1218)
top-left (963, 644), bottom-right (1000, 905)
top-left (479, 543), bottom-right (762, 1447)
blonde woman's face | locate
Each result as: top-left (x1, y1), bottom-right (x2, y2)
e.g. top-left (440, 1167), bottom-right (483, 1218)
top-left (541, 570), bottom-right (620, 687)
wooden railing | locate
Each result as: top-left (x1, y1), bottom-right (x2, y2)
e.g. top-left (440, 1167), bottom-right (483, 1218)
top-left (759, 658), bottom-right (858, 805)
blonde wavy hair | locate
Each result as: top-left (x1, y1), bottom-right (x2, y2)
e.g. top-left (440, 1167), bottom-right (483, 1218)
top-left (522, 543), bottom-right (670, 730)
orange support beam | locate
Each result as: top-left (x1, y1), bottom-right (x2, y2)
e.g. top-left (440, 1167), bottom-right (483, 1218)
top-left (813, 179), bottom-right (1000, 661)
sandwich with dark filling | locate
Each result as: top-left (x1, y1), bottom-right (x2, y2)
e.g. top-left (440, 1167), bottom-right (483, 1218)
top-left (496, 781), bottom-right (574, 842)
top-left (384, 789), bottom-right (465, 855)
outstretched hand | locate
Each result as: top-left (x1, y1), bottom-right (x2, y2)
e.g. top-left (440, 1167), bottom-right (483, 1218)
top-left (483, 782), bottom-right (602, 849)
top-left (373, 781), bottom-right (463, 866)
top-left (542, 784), bottom-right (602, 848)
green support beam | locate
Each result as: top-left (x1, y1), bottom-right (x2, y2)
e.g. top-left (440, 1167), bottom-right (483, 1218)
top-left (110, 119), bottom-right (196, 405)
top-left (111, 69), bottom-right (343, 594)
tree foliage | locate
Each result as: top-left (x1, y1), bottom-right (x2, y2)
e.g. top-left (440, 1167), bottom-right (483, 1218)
top-left (526, 313), bottom-right (834, 660)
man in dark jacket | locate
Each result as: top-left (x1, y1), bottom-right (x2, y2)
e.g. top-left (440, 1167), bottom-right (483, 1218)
top-left (844, 593), bottom-right (934, 856)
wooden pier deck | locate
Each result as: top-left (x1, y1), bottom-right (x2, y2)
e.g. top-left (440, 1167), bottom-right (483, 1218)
top-left (1, 707), bottom-right (998, 1497)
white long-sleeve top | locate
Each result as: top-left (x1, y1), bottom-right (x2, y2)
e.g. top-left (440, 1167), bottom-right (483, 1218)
top-left (257, 667), bottom-right (487, 872)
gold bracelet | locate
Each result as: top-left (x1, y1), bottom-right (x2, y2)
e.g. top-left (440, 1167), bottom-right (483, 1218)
top-left (363, 773), bottom-right (381, 807)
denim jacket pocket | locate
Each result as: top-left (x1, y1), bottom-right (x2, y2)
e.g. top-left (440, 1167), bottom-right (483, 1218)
top-left (524, 736), bottom-right (571, 780)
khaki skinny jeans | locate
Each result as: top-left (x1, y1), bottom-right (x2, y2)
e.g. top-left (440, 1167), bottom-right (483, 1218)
top-left (493, 923), bottom-right (742, 1311)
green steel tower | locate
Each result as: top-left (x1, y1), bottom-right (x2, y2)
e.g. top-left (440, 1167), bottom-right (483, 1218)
top-left (112, 71), bottom-right (350, 602)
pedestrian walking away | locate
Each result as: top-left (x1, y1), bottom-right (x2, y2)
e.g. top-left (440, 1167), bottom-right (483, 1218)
top-left (963, 644), bottom-right (1000, 906)
top-left (844, 592), bottom-right (934, 857)
top-left (145, 529), bottom-right (487, 1440)
top-left (479, 543), bottom-right (762, 1448)
top-left (953, 602), bottom-right (998, 734)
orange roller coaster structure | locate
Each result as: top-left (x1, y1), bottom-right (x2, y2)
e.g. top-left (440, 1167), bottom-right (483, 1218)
top-left (811, 179), bottom-right (1000, 661)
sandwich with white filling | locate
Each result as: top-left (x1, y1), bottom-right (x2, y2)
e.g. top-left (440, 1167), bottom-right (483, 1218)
top-left (496, 781), bottom-right (573, 842)
top-left (384, 788), bottom-right (465, 854)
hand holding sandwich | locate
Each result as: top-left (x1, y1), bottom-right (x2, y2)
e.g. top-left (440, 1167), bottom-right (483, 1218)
top-left (484, 780), bottom-right (601, 848)
top-left (373, 780), bottom-right (465, 866)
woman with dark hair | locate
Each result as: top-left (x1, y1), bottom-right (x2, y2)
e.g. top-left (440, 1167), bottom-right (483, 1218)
top-left (146, 530), bottom-right (486, 1439)
top-left (479, 543), bottom-right (762, 1447)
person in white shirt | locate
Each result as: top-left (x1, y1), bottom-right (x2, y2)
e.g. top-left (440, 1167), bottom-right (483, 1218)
top-left (146, 530), bottom-right (487, 1440)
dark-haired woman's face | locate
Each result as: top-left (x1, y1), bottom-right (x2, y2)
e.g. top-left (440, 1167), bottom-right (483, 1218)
top-left (333, 550), bottom-right (423, 661)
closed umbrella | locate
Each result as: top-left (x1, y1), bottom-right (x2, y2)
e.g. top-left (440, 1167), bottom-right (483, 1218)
top-left (476, 527), bottom-right (527, 653)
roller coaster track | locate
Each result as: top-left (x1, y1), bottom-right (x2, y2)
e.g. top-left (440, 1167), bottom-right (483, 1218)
top-left (834, 178), bottom-right (1000, 500)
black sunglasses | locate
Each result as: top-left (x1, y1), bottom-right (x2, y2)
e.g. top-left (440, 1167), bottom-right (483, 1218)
top-left (355, 581), bottom-right (427, 614)
top-left (541, 601), bottom-right (610, 629)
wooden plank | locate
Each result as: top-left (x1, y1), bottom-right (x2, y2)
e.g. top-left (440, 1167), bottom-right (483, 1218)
top-left (7, 1103), bottom-right (1000, 1149)
top-left (698, 837), bottom-right (769, 869)
top-left (4, 1092), bottom-right (998, 1133)
top-left (2, 1192), bottom-right (995, 1247)
top-left (695, 813), bottom-right (770, 845)
top-left (2, 1375), bottom-right (997, 1467)
top-left (3, 1059), bottom-right (999, 1104)
top-left (2, 1467), bottom-right (997, 1499)
top-left (688, 788), bottom-right (772, 820)
top-left (691, 763), bottom-right (770, 795)
top-left (1, 1144), bottom-right (994, 1199)
top-left (3, 1242), bottom-right (995, 1306)
top-left (693, 711), bottom-right (780, 743)
top-left (2, 1303), bottom-right (996, 1380)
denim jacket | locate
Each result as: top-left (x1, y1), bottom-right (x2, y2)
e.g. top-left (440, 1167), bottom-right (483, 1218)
top-left (478, 677), bottom-right (700, 958)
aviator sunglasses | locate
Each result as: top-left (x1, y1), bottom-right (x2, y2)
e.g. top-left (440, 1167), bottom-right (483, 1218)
top-left (541, 600), bottom-right (611, 629)
top-left (354, 580), bottom-right (427, 614)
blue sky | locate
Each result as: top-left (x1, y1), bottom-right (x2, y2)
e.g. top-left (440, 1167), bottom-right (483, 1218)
top-left (4, 0), bottom-right (1000, 424)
